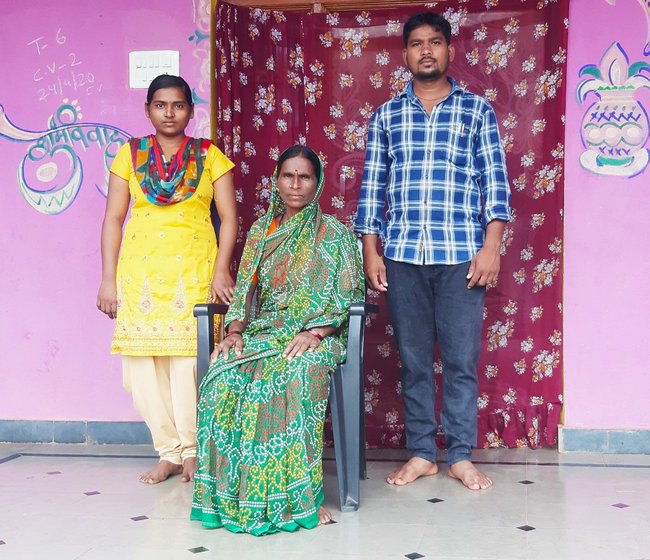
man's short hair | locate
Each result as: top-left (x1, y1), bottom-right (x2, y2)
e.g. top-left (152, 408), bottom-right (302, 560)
top-left (403, 12), bottom-right (452, 46)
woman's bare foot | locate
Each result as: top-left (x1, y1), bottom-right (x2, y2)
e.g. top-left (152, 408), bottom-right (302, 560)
top-left (317, 505), bottom-right (332, 525)
top-left (387, 457), bottom-right (438, 486)
top-left (448, 460), bottom-right (492, 490)
top-left (139, 460), bottom-right (182, 484)
top-left (181, 456), bottom-right (197, 483)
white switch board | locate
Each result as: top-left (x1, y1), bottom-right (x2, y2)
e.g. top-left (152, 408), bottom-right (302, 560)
top-left (129, 50), bottom-right (180, 89)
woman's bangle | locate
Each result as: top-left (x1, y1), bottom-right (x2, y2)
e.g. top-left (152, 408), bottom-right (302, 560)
top-left (225, 330), bottom-right (242, 338)
top-left (308, 329), bottom-right (324, 342)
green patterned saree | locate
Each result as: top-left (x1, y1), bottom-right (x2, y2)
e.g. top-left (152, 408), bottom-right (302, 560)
top-left (191, 163), bottom-right (364, 536)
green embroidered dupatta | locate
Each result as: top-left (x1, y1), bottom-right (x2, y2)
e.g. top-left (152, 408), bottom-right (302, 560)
top-left (191, 159), bottom-right (364, 535)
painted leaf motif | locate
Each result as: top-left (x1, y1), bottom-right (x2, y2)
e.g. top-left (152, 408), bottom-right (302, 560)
top-left (626, 75), bottom-right (650, 89)
top-left (578, 65), bottom-right (602, 79)
top-left (576, 77), bottom-right (606, 102)
top-left (599, 42), bottom-right (629, 87)
top-left (628, 61), bottom-right (650, 77)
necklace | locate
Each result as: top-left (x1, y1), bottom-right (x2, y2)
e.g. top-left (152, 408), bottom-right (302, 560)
top-left (415, 86), bottom-right (451, 102)
top-left (417, 94), bottom-right (447, 102)
top-left (158, 136), bottom-right (185, 164)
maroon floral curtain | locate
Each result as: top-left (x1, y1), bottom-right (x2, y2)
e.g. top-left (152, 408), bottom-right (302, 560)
top-left (214, 0), bottom-right (567, 449)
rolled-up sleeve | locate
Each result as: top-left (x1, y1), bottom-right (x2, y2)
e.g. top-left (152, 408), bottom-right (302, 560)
top-left (354, 109), bottom-right (388, 236)
top-left (475, 103), bottom-right (512, 225)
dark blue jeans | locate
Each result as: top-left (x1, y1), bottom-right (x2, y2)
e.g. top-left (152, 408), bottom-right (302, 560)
top-left (385, 258), bottom-right (485, 465)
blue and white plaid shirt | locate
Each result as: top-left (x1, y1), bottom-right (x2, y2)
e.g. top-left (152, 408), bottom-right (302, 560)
top-left (354, 79), bottom-right (511, 265)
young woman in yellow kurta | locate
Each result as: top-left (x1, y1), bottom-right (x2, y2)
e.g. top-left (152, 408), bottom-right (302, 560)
top-left (97, 75), bottom-right (237, 484)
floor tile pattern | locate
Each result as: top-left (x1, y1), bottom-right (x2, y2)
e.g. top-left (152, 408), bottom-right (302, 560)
top-left (1, 444), bottom-right (649, 559)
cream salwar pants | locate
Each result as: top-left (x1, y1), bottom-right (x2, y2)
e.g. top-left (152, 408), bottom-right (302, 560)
top-left (122, 355), bottom-right (197, 464)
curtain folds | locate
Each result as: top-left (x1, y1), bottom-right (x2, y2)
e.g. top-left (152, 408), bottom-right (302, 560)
top-left (214, 0), bottom-right (568, 449)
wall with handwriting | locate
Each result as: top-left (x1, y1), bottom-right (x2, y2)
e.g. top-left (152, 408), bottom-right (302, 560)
top-left (0, 0), bottom-right (212, 422)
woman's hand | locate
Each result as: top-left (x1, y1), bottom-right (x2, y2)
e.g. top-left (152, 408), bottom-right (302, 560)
top-left (97, 280), bottom-right (118, 319)
top-left (212, 170), bottom-right (238, 304)
top-left (210, 332), bottom-right (244, 363)
top-left (209, 269), bottom-right (235, 305)
top-left (282, 331), bottom-right (322, 361)
top-left (98, 172), bottom-right (129, 321)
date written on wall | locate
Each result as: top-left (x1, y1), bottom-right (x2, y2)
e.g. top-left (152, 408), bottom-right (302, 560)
top-left (28, 28), bottom-right (103, 102)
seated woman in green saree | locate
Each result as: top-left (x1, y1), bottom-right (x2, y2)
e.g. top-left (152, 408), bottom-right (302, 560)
top-left (191, 145), bottom-right (364, 536)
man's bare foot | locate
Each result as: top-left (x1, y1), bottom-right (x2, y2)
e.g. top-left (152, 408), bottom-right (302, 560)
top-left (448, 460), bottom-right (492, 490)
top-left (387, 457), bottom-right (438, 486)
top-left (317, 505), bottom-right (332, 525)
top-left (138, 460), bottom-right (182, 484)
top-left (181, 456), bottom-right (197, 483)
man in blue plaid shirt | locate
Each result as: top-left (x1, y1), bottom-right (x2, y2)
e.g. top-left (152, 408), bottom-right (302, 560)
top-left (354, 12), bottom-right (511, 490)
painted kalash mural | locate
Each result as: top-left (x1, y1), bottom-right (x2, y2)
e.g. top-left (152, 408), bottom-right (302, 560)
top-left (577, 0), bottom-right (650, 177)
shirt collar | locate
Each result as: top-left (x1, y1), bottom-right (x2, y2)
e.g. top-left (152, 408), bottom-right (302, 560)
top-left (400, 77), bottom-right (462, 101)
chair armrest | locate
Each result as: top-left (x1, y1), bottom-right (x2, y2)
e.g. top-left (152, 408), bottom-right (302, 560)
top-left (346, 302), bottom-right (378, 348)
top-left (193, 303), bottom-right (230, 318)
top-left (348, 302), bottom-right (379, 316)
top-left (194, 303), bottom-right (230, 390)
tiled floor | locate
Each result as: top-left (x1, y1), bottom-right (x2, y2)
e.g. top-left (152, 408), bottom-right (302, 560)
top-left (1, 443), bottom-right (649, 559)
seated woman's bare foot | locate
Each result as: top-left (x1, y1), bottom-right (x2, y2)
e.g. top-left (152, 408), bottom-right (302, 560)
top-left (180, 456), bottom-right (197, 483)
top-left (317, 505), bottom-right (332, 525)
top-left (387, 457), bottom-right (438, 486)
top-left (139, 460), bottom-right (182, 484)
top-left (448, 460), bottom-right (492, 490)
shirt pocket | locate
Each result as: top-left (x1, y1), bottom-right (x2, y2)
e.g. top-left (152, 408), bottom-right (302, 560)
top-left (442, 118), bottom-right (472, 169)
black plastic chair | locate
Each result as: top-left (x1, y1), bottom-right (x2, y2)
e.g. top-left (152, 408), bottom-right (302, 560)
top-left (193, 302), bottom-right (378, 512)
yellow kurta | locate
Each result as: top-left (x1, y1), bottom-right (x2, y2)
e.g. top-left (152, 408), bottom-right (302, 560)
top-left (110, 141), bottom-right (234, 356)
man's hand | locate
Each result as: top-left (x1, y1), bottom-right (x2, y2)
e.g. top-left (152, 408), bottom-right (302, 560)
top-left (466, 246), bottom-right (500, 288)
top-left (466, 220), bottom-right (505, 288)
top-left (362, 234), bottom-right (388, 292)
top-left (364, 252), bottom-right (388, 292)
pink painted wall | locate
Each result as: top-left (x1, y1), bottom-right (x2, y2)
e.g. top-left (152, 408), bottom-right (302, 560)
top-left (2, 0), bottom-right (649, 434)
top-left (564, 0), bottom-right (650, 429)
top-left (0, 0), bottom-right (211, 421)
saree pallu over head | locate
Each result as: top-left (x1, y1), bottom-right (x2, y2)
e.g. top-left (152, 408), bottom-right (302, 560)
top-left (222, 155), bottom-right (365, 353)
top-left (129, 135), bottom-right (212, 206)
